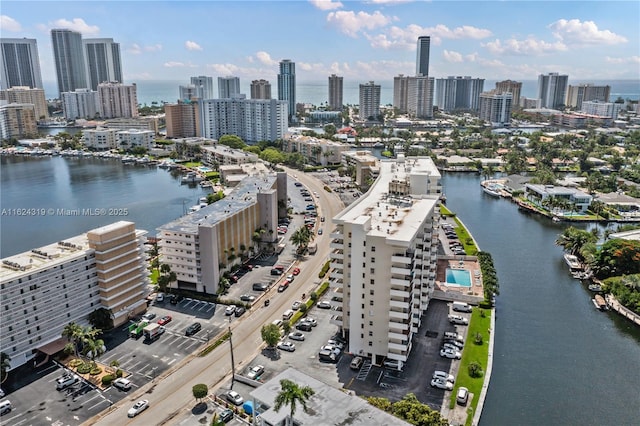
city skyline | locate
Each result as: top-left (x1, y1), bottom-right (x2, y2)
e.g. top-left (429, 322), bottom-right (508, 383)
top-left (1, 1), bottom-right (638, 86)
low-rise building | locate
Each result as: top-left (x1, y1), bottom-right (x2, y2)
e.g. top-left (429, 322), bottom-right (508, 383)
top-left (341, 150), bottom-right (380, 190)
top-left (201, 144), bottom-right (259, 167)
top-left (282, 134), bottom-right (347, 166)
top-left (524, 184), bottom-right (593, 213)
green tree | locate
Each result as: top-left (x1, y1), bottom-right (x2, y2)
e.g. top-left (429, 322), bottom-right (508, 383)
top-left (61, 322), bottom-right (84, 357)
top-left (593, 239), bottom-right (640, 278)
top-left (367, 396), bottom-right (393, 412)
top-left (282, 320), bottom-right (291, 335)
top-left (192, 383), bottom-right (208, 402)
top-left (555, 226), bottom-right (597, 257)
top-left (291, 226), bottom-right (314, 256)
top-left (82, 334), bottom-right (106, 367)
top-left (1, 352), bottom-right (11, 382)
top-left (261, 323), bottom-right (281, 348)
top-left (218, 135), bottom-right (246, 150)
top-left (260, 147), bottom-right (286, 164)
top-left (88, 307), bottom-right (114, 330)
top-left (391, 393), bottom-right (449, 426)
top-left (273, 379), bottom-right (316, 426)
top-left (468, 361), bottom-right (484, 378)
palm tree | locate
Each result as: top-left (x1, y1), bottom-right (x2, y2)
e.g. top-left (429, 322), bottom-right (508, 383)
top-left (291, 226), bottom-right (313, 256)
top-left (273, 379), bottom-right (315, 426)
top-left (62, 322), bottom-right (84, 357)
top-left (1, 352), bottom-right (11, 382)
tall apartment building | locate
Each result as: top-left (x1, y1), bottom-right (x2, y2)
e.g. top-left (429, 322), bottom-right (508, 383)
top-left (197, 97), bottom-right (287, 144)
top-left (179, 84), bottom-right (200, 102)
top-left (277, 59), bottom-right (296, 122)
top-left (218, 76), bottom-right (241, 99)
top-left (250, 79), bottom-right (271, 100)
top-left (0, 221), bottom-right (149, 370)
top-left (537, 73), bottom-right (568, 109)
top-left (566, 84), bottom-right (611, 109)
top-left (407, 76), bottom-right (435, 119)
top-left (393, 75), bottom-right (410, 114)
top-left (61, 88), bottom-right (98, 120)
top-left (435, 76), bottom-right (485, 112)
top-left (165, 101), bottom-right (199, 138)
top-left (51, 29), bottom-right (88, 97)
top-left (0, 86), bottom-right (48, 120)
top-left (479, 90), bottom-right (513, 126)
top-left (416, 36), bottom-right (430, 77)
top-left (97, 82), bottom-right (138, 119)
top-left (580, 100), bottom-right (621, 118)
top-left (495, 80), bottom-right (522, 108)
top-left (0, 38), bottom-right (43, 90)
top-left (330, 155), bottom-right (441, 368)
top-left (190, 75), bottom-right (214, 99)
top-left (0, 103), bottom-right (37, 139)
top-left (359, 81), bottom-right (381, 120)
top-left (157, 174), bottom-right (286, 294)
top-left (328, 74), bottom-right (343, 110)
top-left (83, 38), bottom-right (123, 91)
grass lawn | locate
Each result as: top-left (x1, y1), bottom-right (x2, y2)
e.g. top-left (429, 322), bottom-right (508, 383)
top-left (452, 217), bottom-right (478, 255)
top-left (450, 307), bottom-right (492, 425)
top-left (183, 161), bottom-right (202, 168)
top-left (149, 269), bottom-right (159, 285)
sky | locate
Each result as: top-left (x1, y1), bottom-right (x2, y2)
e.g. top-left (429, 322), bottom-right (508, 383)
top-left (2, 0), bottom-right (639, 86)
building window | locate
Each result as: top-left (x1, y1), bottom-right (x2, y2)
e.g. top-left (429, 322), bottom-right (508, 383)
top-left (370, 268), bottom-right (374, 274)
top-left (371, 246), bottom-right (376, 252)
top-left (362, 263), bottom-right (366, 268)
top-left (369, 300), bottom-right (374, 306)
top-left (362, 273), bottom-right (365, 278)
top-left (361, 333), bottom-right (364, 338)
top-left (369, 331), bottom-right (373, 336)
top-left (368, 341), bottom-right (372, 346)
top-left (371, 258), bottom-right (375, 263)
top-left (361, 304), bottom-right (365, 309)
top-left (370, 290), bottom-right (374, 295)
top-left (369, 321), bottom-right (373, 326)
top-left (370, 279), bottom-right (374, 285)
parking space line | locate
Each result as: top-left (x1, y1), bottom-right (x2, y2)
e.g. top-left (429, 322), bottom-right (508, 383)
top-left (198, 303), bottom-right (209, 312)
top-left (204, 304), bottom-right (215, 313)
top-left (168, 358), bottom-right (177, 365)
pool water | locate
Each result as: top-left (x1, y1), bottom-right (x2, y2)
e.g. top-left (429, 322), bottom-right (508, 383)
top-left (445, 268), bottom-right (472, 287)
top-left (198, 166), bottom-right (213, 173)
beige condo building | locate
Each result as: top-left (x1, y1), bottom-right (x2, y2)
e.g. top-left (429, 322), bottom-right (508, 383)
top-left (0, 86), bottom-right (48, 120)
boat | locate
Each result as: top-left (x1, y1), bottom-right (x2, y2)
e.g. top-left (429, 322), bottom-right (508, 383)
top-left (200, 180), bottom-right (212, 188)
top-left (181, 171), bottom-right (203, 184)
top-left (592, 294), bottom-right (608, 311)
top-left (563, 253), bottom-right (583, 271)
top-left (481, 182), bottom-right (502, 197)
top-left (588, 283), bottom-right (602, 292)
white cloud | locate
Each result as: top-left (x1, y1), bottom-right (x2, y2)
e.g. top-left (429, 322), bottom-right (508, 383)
top-left (185, 40), bottom-right (202, 51)
top-left (483, 37), bottom-right (568, 56)
top-left (48, 18), bottom-right (100, 35)
top-left (163, 61), bottom-right (195, 68)
top-left (549, 19), bottom-right (627, 45)
top-left (326, 10), bottom-right (392, 37)
top-left (144, 44), bottom-right (163, 52)
top-left (309, 0), bottom-right (343, 11)
top-left (207, 63), bottom-right (240, 75)
top-left (443, 50), bottom-right (463, 63)
top-left (366, 23), bottom-right (492, 50)
top-left (605, 56), bottom-right (640, 64)
top-left (254, 51), bottom-right (278, 66)
top-left (1, 15), bottom-right (22, 32)
top-left (128, 43), bottom-right (162, 54)
top-left (127, 44), bottom-right (142, 55)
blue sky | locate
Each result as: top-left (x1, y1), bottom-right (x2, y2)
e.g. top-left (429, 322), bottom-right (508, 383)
top-left (2, 0), bottom-right (639, 84)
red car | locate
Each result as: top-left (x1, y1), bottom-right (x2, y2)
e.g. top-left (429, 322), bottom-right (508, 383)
top-left (292, 267), bottom-right (300, 276)
top-left (157, 315), bottom-right (172, 325)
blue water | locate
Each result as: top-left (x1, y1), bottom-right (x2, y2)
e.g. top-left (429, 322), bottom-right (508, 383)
top-left (445, 268), bottom-right (472, 287)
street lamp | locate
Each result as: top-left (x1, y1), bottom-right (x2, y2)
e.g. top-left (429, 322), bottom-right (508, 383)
top-left (228, 316), bottom-right (236, 389)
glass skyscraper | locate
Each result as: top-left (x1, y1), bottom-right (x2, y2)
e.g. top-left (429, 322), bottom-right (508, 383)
top-left (277, 59), bottom-right (296, 122)
top-left (416, 36), bottom-right (430, 77)
top-left (83, 38), bottom-right (123, 91)
top-left (51, 29), bottom-right (87, 97)
top-left (0, 38), bottom-right (43, 90)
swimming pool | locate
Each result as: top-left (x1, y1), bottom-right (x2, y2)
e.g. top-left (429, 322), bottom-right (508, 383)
top-left (197, 166), bottom-right (213, 173)
top-left (445, 268), bottom-right (472, 287)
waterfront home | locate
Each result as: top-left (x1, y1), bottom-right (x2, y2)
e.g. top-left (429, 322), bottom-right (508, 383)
top-left (524, 184), bottom-right (593, 213)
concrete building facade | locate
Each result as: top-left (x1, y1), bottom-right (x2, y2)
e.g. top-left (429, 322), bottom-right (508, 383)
top-left (277, 59), bottom-right (296, 122)
top-left (0, 221), bottom-right (148, 370)
top-left (328, 74), bottom-right (343, 110)
top-left (165, 101), bottom-right (199, 138)
top-left (537, 73), bottom-right (569, 109)
top-left (51, 29), bottom-right (87, 97)
top-left (479, 90), bottom-right (513, 126)
top-left (83, 127), bottom-right (118, 150)
top-left (407, 76), bottom-right (435, 119)
top-left (393, 75), bottom-right (410, 114)
top-left (117, 129), bottom-right (154, 150)
top-left (61, 88), bottom-right (98, 120)
top-left (435, 76), bottom-right (485, 112)
top-left (495, 80), bottom-right (522, 108)
top-left (0, 38), bottom-right (43, 90)
top-left (580, 100), bottom-right (621, 119)
top-left (282, 134), bottom-right (348, 166)
top-left (0, 102), bottom-right (37, 139)
top-left (0, 86), bottom-right (48, 120)
top-left (341, 150), bottom-right (380, 190)
top-left (250, 79), bottom-right (271, 100)
top-left (190, 75), bottom-right (214, 99)
top-left (566, 84), bottom-right (611, 109)
top-left (359, 81), bottom-right (381, 120)
top-left (97, 82), bottom-right (138, 119)
top-left (330, 155), bottom-right (442, 369)
top-left (218, 76), bottom-right (241, 99)
top-left (416, 36), bottom-right (430, 77)
top-left (83, 38), bottom-right (123, 91)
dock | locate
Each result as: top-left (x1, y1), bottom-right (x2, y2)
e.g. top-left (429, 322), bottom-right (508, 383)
top-left (606, 294), bottom-right (640, 326)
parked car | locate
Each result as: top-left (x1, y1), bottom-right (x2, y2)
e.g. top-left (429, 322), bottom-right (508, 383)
top-left (157, 315), bottom-right (172, 325)
top-left (288, 331), bottom-right (305, 341)
top-left (246, 365), bottom-right (264, 380)
top-left (430, 378), bottom-right (454, 391)
top-left (444, 331), bottom-right (463, 342)
top-left (240, 294), bottom-right (256, 302)
top-left (285, 274), bottom-right (294, 283)
top-left (295, 322), bottom-right (312, 332)
top-left (155, 293), bottom-right (165, 302)
top-left (456, 387), bottom-right (469, 406)
top-left (448, 314), bottom-right (469, 325)
top-left (225, 305), bottom-right (236, 316)
top-left (56, 374), bottom-right (79, 390)
top-left (292, 267), bottom-right (300, 275)
top-left (383, 359), bottom-right (402, 370)
top-left (225, 390), bottom-right (244, 406)
top-left (185, 322), bottom-right (202, 336)
top-left (432, 371), bottom-right (455, 383)
top-left (440, 348), bottom-right (462, 359)
top-left (321, 345), bottom-right (341, 357)
top-left (141, 312), bottom-right (156, 321)
top-left (326, 339), bottom-right (344, 350)
top-left (252, 283), bottom-right (268, 291)
top-left (277, 283), bottom-right (289, 292)
top-left (270, 268), bottom-right (283, 276)
top-left (350, 356), bottom-right (364, 370)
top-left (321, 216), bottom-right (325, 222)
top-left (302, 317), bottom-right (317, 327)
top-left (318, 229), bottom-right (323, 235)
top-left (113, 377), bottom-right (132, 391)
top-left (318, 349), bottom-right (337, 363)
top-left (277, 341), bottom-right (296, 352)
top-left (442, 343), bottom-right (462, 353)
top-left (444, 339), bottom-right (464, 349)
top-left (292, 301), bottom-right (302, 310)
top-left (219, 408), bottom-right (234, 422)
top-left (317, 300), bottom-right (331, 309)
top-left (234, 307), bottom-right (246, 317)
top-left (127, 400), bottom-right (149, 417)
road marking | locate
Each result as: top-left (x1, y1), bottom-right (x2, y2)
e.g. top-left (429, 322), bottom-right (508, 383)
top-left (88, 398), bottom-right (110, 411)
top-left (168, 358), bottom-right (177, 365)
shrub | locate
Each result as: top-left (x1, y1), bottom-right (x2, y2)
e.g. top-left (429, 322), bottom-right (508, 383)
top-left (474, 332), bottom-right (483, 345)
top-left (299, 304), bottom-right (308, 313)
top-left (468, 361), bottom-right (484, 378)
top-left (101, 374), bottom-right (115, 385)
top-left (90, 366), bottom-right (102, 375)
top-left (76, 363), bottom-right (92, 374)
top-left (115, 369), bottom-right (124, 378)
top-left (318, 260), bottom-right (330, 278)
top-left (310, 292), bottom-right (319, 301)
top-left (323, 185), bottom-right (332, 193)
top-left (69, 359), bottom-right (83, 368)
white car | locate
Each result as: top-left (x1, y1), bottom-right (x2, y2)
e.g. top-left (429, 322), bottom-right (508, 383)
top-left (383, 359), bottom-right (402, 370)
top-left (292, 301), bottom-right (302, 310)
top-left (127, 399), bottom-right (149, 417)
top-left (56, 374), bottom-right (79, 390)
top-left (440, 348), bottom-right (462, 359)
top-left (321, 345), bottom-right (341, 357)
top-left (225, 305), bottom-right (236, 316)
top-left (246, 365), bottom-right (264, 380)
top-left (113, 377), bottom-right (132, 391)
top-left (326, 339), bottom-right (344, 350)
top-left (225, 390), bottom-right (244, 405)
top-left (155, 293), bottom-right (165, 302)
top-left (430, 378), bottom-right (454, 391)
top-left (448, 314), bottom-right (469, 325)
top-left (317, 300), bottom-right (331, 309)
top-left (277, 341), bottom-right (296, 352)
top-left (432, 371), bottom-right (455, 383)
top-left (442, 343), bottom-right (462, 353)
top-left (141, 312), bottom-right (156, 321)
top-left (443, 331), bottom-right (463, 342)
top-left (288, 331), bottom-right (305, 341)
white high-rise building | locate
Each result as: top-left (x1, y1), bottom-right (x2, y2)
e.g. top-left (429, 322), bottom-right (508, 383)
top-left (62, 88), bottom-right (98, 120)
top-left (218, 76), bottom-right (240, 99)
top-left (51, 29), bottom-right (87, 97)
top-left (479, 90), bottom-right (513, 126)
top-left (537, 73), bottom-right (568, 109)
top-left (580, 101), bottom-right (621, 119)
top-left (97, 82), bottom-right (138, 119)
top-left (435, 76), bottom-right (485, 112)
top-left (250, 80), bottom-right (272, 100)
top-left (359, 81), bottom-right (381, 120)
top-left (191, 75), bottom-right (214, 99)
top-left (566, 84), bottom-right (610, 109)
top-left (393, 75), bottom-right (410, 114)
top-left (407, 76), bottom-right (435, 119)
top-left (83, 127), bottom-right (118, 150)
top-left (330, 155), bottom-right (442, 369)
top-left (0, 38), bottom-right (44, 89)
top-left (83, 38), bottom-right (123, 91)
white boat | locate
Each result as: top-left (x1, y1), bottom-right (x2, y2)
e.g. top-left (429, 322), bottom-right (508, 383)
top-left (181, 171), bottom-right (203, 184)
top-left (481, 181), bottom-right (503, 197)
top-left (563, 253), bottom-right (583, 271)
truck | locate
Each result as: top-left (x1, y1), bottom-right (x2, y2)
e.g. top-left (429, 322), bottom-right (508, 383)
top-left (129, 320), bottom-right (149, 339)
top-left (143, 323), bottom-right (162, 341)
top-left (307, 243), bottom-right (317, 255)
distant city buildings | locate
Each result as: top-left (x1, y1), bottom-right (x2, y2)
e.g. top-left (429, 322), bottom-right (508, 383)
top-left (495, 80), bottom-right (522, 108)
top-left (191, 75), bottom-right (214, 99)
top-left (393, 75), bottom-right (410, 114)
top-left (566, 84), bottom-right (610, 109)
top-left (0, 86), bottom-right (48, 120)
top-left (416, 36), bottom-right (430, 76)
top-left (479, 90), bottom-right (513, 126)
top-left (51, 29), bottom-right (88, 97)
top-left (277, 59), bottom-right (296, 122)
top-left (359, 81), bottom-right (381, 120)
top-left (580, 100), bottom-right (621, 119)
top-left (250, 79), bottom-right (271, 100)
top-left (83, 38), bottom-right (123, 91)
top-left (61, 88), bottom-right (98, 120)
top-left (0, 102), bottom-right (38, 139)
top-left (435, 76), bottom-right (485, 112)
top-left (407, 76), bottom-right (435, 119)
top-left (164, 101), bottom-right (198, 138)
top-left (328, 74), bottom-right (343, 110)
top-left (537, 72), bottom-right (568, 109)
top-left (83, 127), bottom-right (154, 150)
top-left (282, 134), bottom-right (347, 166)
top-left (0, 221), bottom-right (149, 370)
top-left (96, 82), bottom-right (138, 119)
top-left (0, 38), bottom-right (43, 90)
top-left (218, 76), bottom-right (241, 99)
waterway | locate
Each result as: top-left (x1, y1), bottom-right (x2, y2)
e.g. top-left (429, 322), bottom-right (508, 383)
top-left (442, 173), bottom-right (640, 426)
top-left (0, 155), bottom-right (210, 257)
top-left (1, 158), bottom-right (639, 423)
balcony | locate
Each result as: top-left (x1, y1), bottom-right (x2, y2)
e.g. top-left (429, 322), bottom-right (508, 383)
top-left (330, 231), bottom-right (343, 240)
top-left (391, 255), bottom-right (411, 265)
top-left (390, 299), bottom-right (410, 309)
top-left (390, 266), bottom-right (411, 276)
top-left (390, 288), bottom-right (410, 298)
top-left (329, 251), bottom-right (343, 260)
top-left (388, 329), bottom-right (409, 340)
top-left (388, 341), bottom-right (409, 351)
top-left (388, 321), bottom-right (409, 331)
top-left (390, 277), bottom-right (411, 288)
top-left (389, 310), bottom-right (410, 321)
top-left (329, 270), bottom-right (343, 280)
top-left (330, 242), bottom-right (344, 250)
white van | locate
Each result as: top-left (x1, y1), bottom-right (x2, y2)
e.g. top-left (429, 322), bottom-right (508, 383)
top-left (282, 309), bottom-right (294, 320)
top-left (452, 302), bottom-right (472, 313)
top-left (0, 400), bottom-right (11, 415)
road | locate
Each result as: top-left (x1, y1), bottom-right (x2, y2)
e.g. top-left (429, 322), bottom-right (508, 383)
top-left (86, 169), bottom-right (344, 426)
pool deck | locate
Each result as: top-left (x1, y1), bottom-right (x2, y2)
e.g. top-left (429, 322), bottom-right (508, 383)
top-left (435, 257), bottom-right (485, 300)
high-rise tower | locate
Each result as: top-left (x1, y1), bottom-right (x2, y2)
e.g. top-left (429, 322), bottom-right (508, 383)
top-left (416, 36), bottom-right (430, 77)
top-left (83, 38), bottom-right (123, 90)
top-left (277, 59), bottom-right (296, 122)
top-left (218, 76), bottom-right (240, 99)
top-left (359, 81), bottom-right (381, 120)
top-left (51, 29), bottom-right (88, 97)
top-left (537, 73), bottom-right (569, 109)
top-left (328, 74), bottom-right (343, 110)
top-left (0, 38), bottom-right (43, 89)
top-left (250, 79), bottom-right (271, 100)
